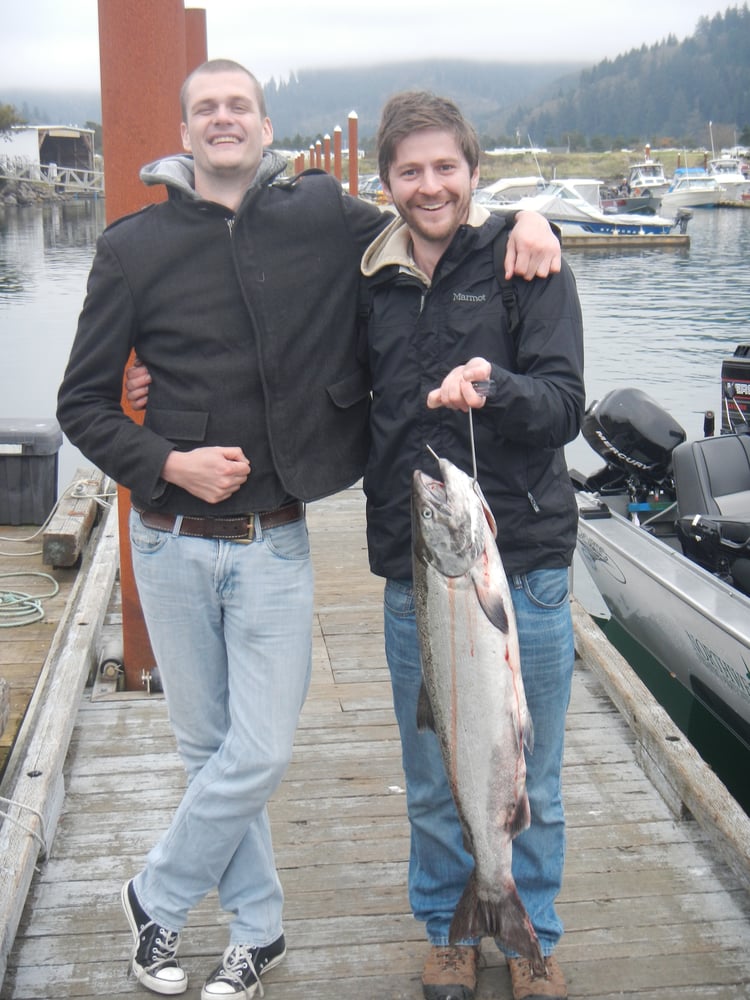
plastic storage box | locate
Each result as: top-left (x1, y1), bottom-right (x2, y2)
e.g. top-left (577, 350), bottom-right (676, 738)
top-left (0, 418), bottom-right (63, 525)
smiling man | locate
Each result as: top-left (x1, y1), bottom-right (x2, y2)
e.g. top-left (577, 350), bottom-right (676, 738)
top-left (360, 92), bottom-right (584, 1000)
top-left (58, 62), bottom-right (562, 1000)
top-left (57, 59), bottom-right (389, 1000)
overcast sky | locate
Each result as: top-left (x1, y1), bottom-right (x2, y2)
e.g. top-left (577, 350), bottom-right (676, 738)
top-left (0, 1), bottom-right (733, 91)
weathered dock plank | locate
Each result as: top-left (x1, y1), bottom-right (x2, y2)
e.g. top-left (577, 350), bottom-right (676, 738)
top-left (1, 483), bottom-right (749, 999)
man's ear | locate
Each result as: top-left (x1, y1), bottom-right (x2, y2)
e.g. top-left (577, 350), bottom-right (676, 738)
top-left (262, 117), bottom-right (273, 149)
top-left (181, 123), bottom-right (191, 153)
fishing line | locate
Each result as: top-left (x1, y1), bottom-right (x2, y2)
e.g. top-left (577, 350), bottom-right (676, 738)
top-left (468, 408), bottom-right (478, 483)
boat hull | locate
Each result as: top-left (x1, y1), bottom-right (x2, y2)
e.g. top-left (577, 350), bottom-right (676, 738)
top-left (575, 492), bottom-right (750, 748)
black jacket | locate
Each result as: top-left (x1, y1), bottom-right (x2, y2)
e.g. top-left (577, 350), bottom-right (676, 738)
top-left (361, 209), bottom-right (585, 579)
top-left (57, 155), bottom-right (387, 514)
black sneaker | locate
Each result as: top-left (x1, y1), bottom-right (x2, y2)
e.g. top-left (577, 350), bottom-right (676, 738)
top-left (121, 879), bottom-right (187, 996)
top-left (201, 936), bottom-right (286, 999)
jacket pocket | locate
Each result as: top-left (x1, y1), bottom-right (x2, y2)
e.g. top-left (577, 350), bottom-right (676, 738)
top-left (326, 367), bottom-right (371, 409)
top-left (145, 407), bottom-right (209, 442)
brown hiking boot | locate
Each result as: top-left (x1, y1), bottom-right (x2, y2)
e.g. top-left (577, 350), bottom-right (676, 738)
top-left (422, 945), bottom-right (479, 1000)
top-left (508, 955), bottom-right (567, 999)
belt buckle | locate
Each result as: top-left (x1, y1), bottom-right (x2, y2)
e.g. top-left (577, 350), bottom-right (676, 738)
top-left (233, 517), bottom-right (255, 544)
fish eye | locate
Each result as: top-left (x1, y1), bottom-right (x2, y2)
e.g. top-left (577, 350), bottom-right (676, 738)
top-left (422, 508), bottom-right (433, 519)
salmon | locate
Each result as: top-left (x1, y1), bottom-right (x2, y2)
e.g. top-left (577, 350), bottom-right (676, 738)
top-left (411, 455), bottom-right (545, 974)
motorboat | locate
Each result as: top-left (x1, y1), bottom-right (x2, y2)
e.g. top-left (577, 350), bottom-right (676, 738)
top-left (474, 175), bottom-right (546, 207)
top-left (494, 177), bottom-right (690, 239)
top-left (571, 344), bottom-right (750, 749)
top-left (625, 156), bottom-right (671, 201)
top-left (707, 155), bottom-right (750, 203)
top-left (661, 168), bottom-right (724, 211)
top-left (600, 155), bottom-right (670, 214)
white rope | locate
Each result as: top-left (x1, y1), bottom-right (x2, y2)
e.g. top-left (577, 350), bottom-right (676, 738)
top-left (0, 796), bottom-right (48, 856)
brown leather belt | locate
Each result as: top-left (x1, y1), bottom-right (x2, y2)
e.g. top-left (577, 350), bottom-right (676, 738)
top-left (134, 501), bottom-right (304, 543)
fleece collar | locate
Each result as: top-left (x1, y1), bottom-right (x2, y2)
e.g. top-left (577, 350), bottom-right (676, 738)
top-left (361, 200), bottom-right (491, 285)
top-left (138, 149), bottom-right (289, 203)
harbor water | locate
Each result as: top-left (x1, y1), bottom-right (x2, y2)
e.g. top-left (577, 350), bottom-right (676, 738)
top-left (1, 197), bottom-right (749, 809)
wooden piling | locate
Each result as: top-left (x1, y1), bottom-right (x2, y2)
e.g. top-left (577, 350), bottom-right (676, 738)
top-left (348, 111), bottom-right (359, 196)
top-left (185, 7), bottom-right (208, 70)
top-left (97, 0), bottom-right (204, 690)
top-left (333, 125), bottom-right (342, 181)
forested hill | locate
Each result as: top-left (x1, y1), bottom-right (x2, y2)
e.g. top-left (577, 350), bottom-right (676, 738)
top-left (511, 4), bottom-right (750, 149)
top-left (262, 60), bottom-right (583, 145)
top-left (4, 5), bottom-right (749, 151)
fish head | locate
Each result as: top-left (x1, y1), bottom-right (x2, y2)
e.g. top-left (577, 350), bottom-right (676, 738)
top-left (412, 456), bottom-right (492, 577)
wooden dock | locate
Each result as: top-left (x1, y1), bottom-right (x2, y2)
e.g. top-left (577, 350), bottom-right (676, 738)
top-left (1, 485), bottom-right (750, 999)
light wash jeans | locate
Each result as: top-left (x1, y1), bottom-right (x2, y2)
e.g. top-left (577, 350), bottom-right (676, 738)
top-left (383, 567), bottom-right (574, 955)
top-left (128, 509), bottom-right (313, 946)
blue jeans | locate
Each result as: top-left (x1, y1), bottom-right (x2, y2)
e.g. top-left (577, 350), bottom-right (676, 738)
top-left (383, 568), bottom-right (574, 954)
top-left (128, 509), bottom-right (313, 946)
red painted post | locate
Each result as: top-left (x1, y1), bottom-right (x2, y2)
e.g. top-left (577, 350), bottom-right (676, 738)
top-left (185, 7), bottom-right (208, 71)
top-left (333, 125), bottom-right (342, 181)
top-left (97, 0), bottom-right (189, 690)
top-left (308, 144), bottom-right (315, 170)
top-left (323, 134), bottom-right (331, 173)
top-left (348, 111), bottom-right (359, 197)
top-left (315, 140), bottom-right (322, 169)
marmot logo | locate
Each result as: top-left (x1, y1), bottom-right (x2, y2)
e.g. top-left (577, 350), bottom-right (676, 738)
top-left (453, 291), bottom-right (487, 303)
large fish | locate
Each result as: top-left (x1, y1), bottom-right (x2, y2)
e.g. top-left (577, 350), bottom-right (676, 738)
top-left (411, 454), bottom-right (545, 975)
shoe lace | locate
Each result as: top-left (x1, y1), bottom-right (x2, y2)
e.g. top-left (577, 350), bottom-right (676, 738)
top-left (434, 946), bottom-right (473, 974)
top-left (220, 944), bottom-right (264, 999)
top-left (144, 922), bottom-right (181, 972)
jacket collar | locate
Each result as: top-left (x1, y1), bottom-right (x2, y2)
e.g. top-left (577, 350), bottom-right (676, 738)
top-left (138, 150), bottom-right (288, 204)
top-left (361, 200), bottom-right (493, 285)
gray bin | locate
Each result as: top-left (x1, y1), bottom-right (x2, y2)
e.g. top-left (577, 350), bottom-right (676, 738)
top-left (0, 418), bottom-right (63, 525)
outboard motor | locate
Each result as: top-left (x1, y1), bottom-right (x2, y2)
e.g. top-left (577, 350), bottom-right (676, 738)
top-left (578, 388), bottom-right (686, 507)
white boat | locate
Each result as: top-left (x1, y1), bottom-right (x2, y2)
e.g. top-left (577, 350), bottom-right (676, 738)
top-left (625, 156), bottom-right (671, 200)
top-left (495, 177), bottom-right (689, 238)
top-left (707, 155), bottom-right (750, 203)
top-left (600, 152), bottom-right (668, 215)
top-left (661, 168), bottom-right (724, 211)
top-left (571, 345), bottom-right (750, 749)
top-left (474, 175), bottom-right (546, 207)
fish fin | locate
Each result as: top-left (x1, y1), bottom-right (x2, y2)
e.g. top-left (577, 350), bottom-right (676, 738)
top-left (471, 568), bottom-right (509, 633)
top-left (522, 711), bottom-right (535, 755)
top-left (416, 681), bottom-right (436, 732)
top-left (507, 790), bottom-right (532, 840)
top-left (450, 873), bottom-right (544, 977)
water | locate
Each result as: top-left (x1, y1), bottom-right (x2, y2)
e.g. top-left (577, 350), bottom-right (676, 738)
top-left (2, 199), bottom-right (750, 810)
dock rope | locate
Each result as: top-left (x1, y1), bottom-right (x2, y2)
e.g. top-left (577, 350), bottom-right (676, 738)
top-left (0, 571), bottom-right (59, 627)
top-left (0, 795), bottom-right (48, 859)
top-left (0, 477), bottom-right (115, 626)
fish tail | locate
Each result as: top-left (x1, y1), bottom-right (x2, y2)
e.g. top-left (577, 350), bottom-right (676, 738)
top-left (450, 873), bottom-right (545, 976)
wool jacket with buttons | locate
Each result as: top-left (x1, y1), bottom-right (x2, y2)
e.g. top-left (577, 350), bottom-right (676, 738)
top-left (360, 205), bottom-right (585, 579)
top-left (57, 153), bottom-right (388, 515)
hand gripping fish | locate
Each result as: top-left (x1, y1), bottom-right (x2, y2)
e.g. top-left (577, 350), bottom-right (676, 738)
top-left (411, 455), bottom-right (545, 975)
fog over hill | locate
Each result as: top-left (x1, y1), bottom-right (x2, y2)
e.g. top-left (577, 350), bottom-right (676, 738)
top-left (4, 8), bottom-right (750, 151)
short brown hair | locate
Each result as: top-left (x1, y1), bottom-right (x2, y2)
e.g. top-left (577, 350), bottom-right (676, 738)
top-left (377, 91), bottom-right (481, 184)
top-left (180, 59), bottom-right (267, 120)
